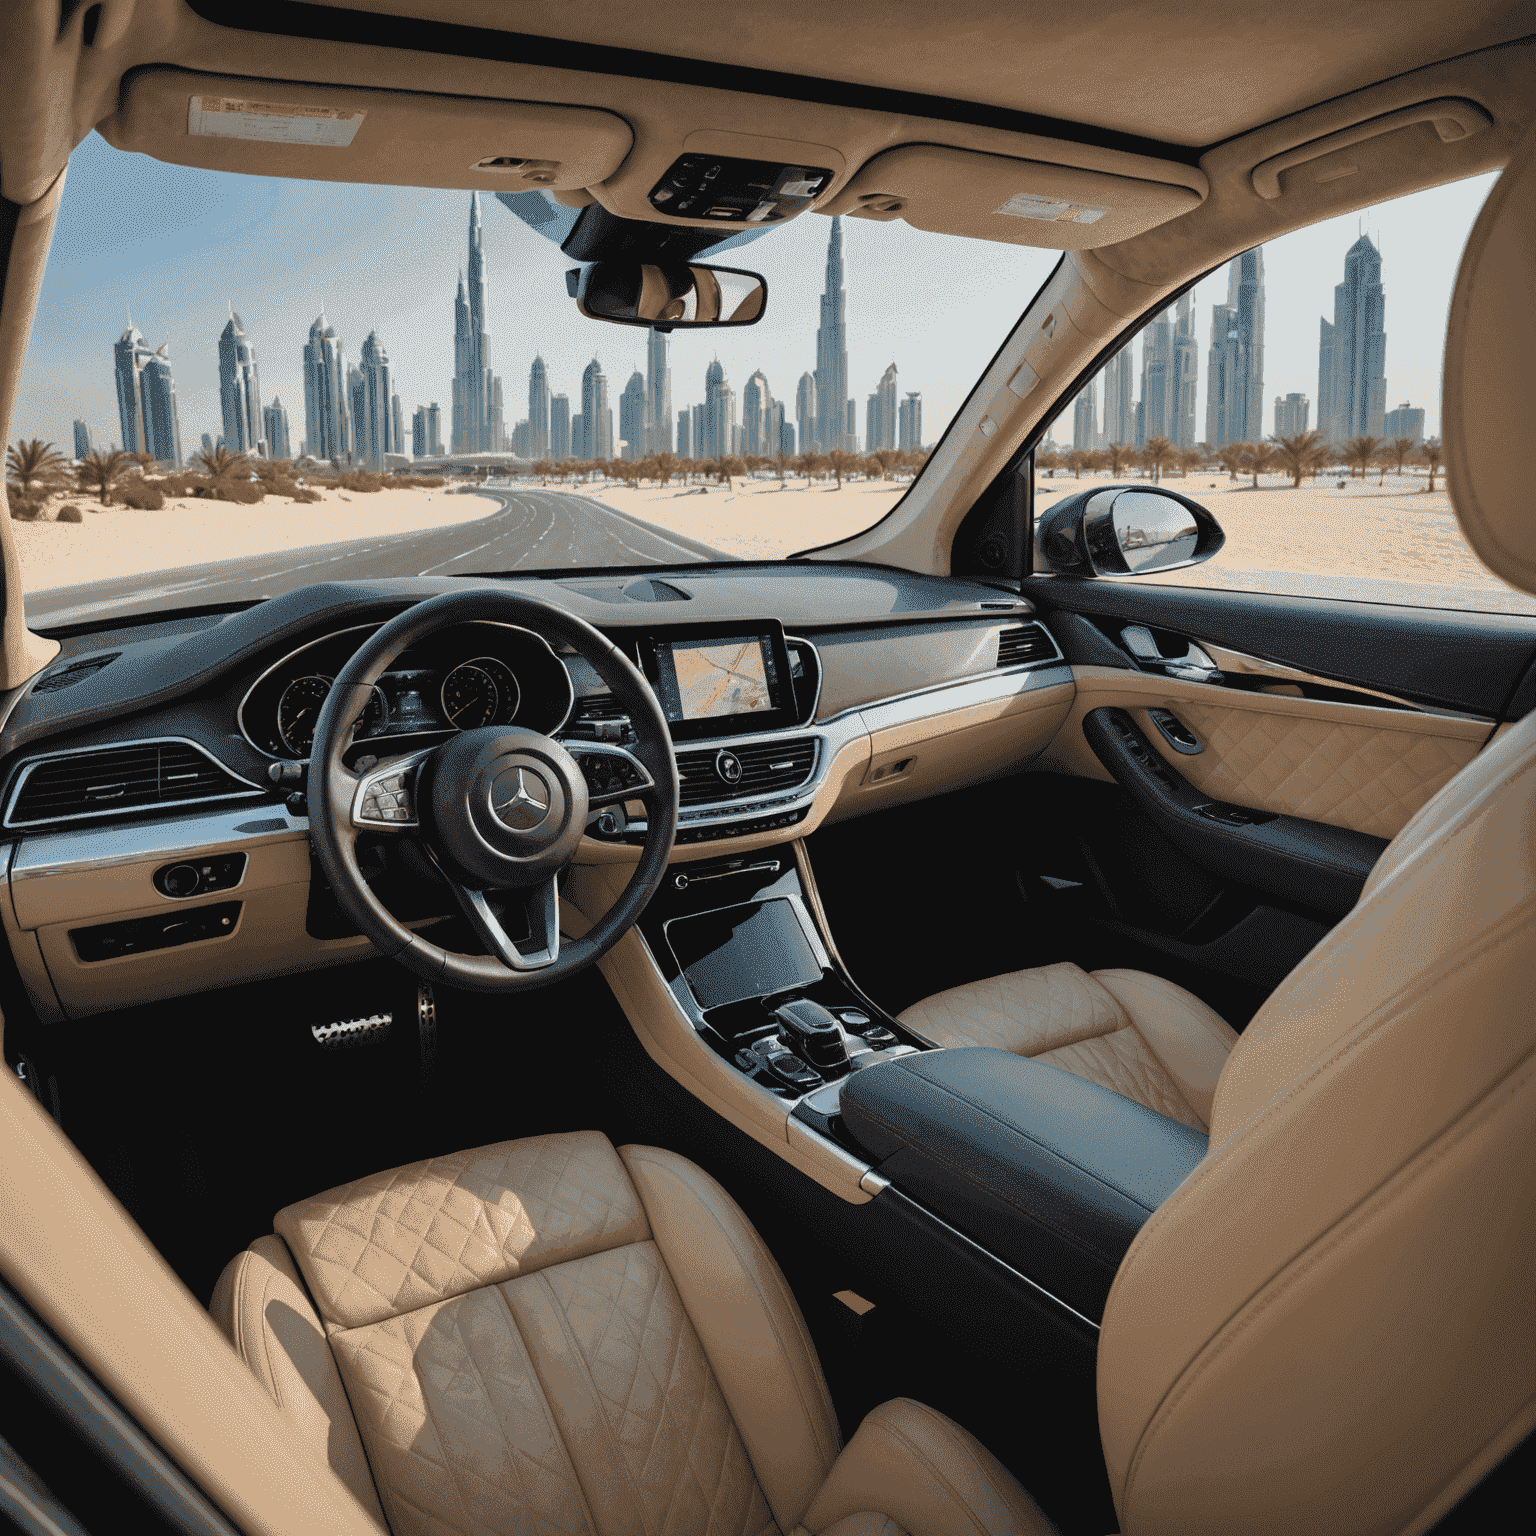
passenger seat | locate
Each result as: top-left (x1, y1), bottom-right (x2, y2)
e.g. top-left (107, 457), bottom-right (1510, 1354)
top-left (898, 962), bottom-right (1236, 1131)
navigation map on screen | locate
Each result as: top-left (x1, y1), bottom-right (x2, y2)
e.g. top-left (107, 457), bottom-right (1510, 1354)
top-left (671, 638), bottom-right (773, 719)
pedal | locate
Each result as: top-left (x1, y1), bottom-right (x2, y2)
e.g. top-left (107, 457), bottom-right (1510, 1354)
top-left (311, 1012), bottom-right (392, 1049)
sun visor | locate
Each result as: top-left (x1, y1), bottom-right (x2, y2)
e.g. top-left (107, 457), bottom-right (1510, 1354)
top-left (820, 144), bottom-right (1204, 249)
top-left (100, 69), bottom-right (632, 192)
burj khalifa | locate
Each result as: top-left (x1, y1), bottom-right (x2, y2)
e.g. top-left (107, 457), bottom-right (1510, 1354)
top-left (814, 216), bottom-right (852, 452)
top-left (452, 192), bottom-right (492, 452)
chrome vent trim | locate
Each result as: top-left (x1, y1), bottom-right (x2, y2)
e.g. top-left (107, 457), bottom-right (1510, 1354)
top-left (4, 738), bottom-right (265, 829)
top-left (676, 736), bottom-right (818, 808)
top-left (997, 623), bottom-right (1058, 668)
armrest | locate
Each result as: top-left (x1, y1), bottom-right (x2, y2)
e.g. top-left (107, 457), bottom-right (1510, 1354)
top-left (841, 1047), bottom-right (1207, 1321)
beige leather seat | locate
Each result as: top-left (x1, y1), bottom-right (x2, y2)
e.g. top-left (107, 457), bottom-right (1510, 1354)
top-left (213, 1131), bottom-right (1056, 1536)
top-left (899, 963), bottom-right (1237, 1131)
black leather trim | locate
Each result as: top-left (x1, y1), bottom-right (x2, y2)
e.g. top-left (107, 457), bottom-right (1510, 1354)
top-left (1082, 706), bottom-right (1385, 918)
top-left (841, 1047), bottom-right (1207, 1321)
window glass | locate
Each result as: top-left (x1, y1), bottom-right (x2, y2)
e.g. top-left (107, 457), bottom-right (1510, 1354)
top-left (1035, 173), bottom-right (1532, 614)
top-left (7, 133), bottom-right (1056, 628)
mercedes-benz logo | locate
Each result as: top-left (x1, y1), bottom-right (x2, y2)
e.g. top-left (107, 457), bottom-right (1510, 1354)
top-left (715, 750), bottom-right (743, 786)
top-left (491, 766), bottom-right (551, 831)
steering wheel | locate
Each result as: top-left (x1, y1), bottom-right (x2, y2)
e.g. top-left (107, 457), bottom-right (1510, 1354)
top-left (306, 588), bottom-right (678, 992)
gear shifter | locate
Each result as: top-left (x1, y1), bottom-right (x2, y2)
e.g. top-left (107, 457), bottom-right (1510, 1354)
top-left (775, 998), bottom-right (850, 1070)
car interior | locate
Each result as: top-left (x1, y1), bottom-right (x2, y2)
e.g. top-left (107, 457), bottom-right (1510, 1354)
top-left (1, 4), bottom-right (1535, 1535)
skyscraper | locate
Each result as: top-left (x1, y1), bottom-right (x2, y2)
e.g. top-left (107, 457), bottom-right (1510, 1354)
top-left (263, 397), bottom-right (292, 460)
top-left (358, 331), bottom-right (393, 469)
top-left (692, 404), bottom-right (704, 461)
top-left (814, 217), bottom-right (851, 451)
top-left (452, 193), bottom-right (492, 452)
top-left (1274, 393), bottom-right (1310, 437)
top-left (866, 363), bottom-right (898, 452)
top-left (114, 323), bottom-right (183, 465)
top-left (218, 311), bottom-right (264, 456)
top-left (529, 356), bottom-right (550, 460)
top-left (1205, 249), bottom-right (1266, 447)
top-left (1137, 309), bottom-right (1173, 445)
top-left (347, 367), bottom-right (367, 463)
top-left (72, 420), bottom-right (90, 459)
top-left (1170, 292), bottom-right (1199, 450)
top-left (1318, 234), bottom-right (1386, 444)
top-left (302, 314), bottom-right (348, 461)
top-left (427, 402), bottom-right (443, 456)
top-left (703, 360), bottom-right (736, 460)
top-left (647, 328), bottom-right (672, 455)
top-left (619, 371), bottom-right (646, 460)
top-left (743, 370), bottom-right (772, 456)
top-left (391, 395), bottom-right (404, 459)
top-left (795, 373), bottom-right (817, 459)
top-left (1384, 401), bottom-right (1424, 444)
top-left (676, 409), bottom-right (691, 459)
top-left (550, 394), bottom-right (570, 460)
top-left (411, 406), bottom-right (428, 458)
top-left (1072, 377), bottom-right (1099, 450)
top-left (580, 358), bottom-right (612, 459)
top-left (1102, 347), bottom-right (1134, 446)
top-left (899, 392), bottom-right (922, 451)
top-left (489, 374), bottom-right (505, 451)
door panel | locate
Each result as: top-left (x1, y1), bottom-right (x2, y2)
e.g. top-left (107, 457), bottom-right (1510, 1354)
top-left (1039, 665), bottom-right (1488, 839)
top-left (1038, 578), bottom-right (1536, 718)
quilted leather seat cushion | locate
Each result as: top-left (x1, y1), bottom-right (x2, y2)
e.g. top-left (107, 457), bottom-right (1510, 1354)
top-left (217, 1132), bottom-right (1060, 1536)
top-left (898, 962), bottom-right (1237, 1131)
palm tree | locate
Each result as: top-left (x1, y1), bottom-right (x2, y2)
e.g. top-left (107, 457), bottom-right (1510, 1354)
top-left (1037, 448), bottom-right (1062, 478)
top-left (1390, 436), bottom-right (1418, 477)
top-left (1342, 435), bottom-right (1381, 480)
top-left (1104, 443), bottom-right (1134, 478)
top-left (194, 445), bottom-right (249, 481)
top-left (1215, 443), bottom-right (1247, 482)
top-left (1273, 430), bottom-right (1327, 488)
top-left (1418, 438), bottom-right (1444, 493)
top-left (77, 449), bottom-right (129, 505)
top-left (1065, 448), bottom-right (1091, 478)
top-left (1142, 435), bottom-right (1176, 483)
top-left (1177, 448), bottom-right (1204, 478)
top-left (826, 450), bottom-right (857, 488)
top-left (1242, 440), bottom-right (1279, 488)
top-left (6, 439), bottom-right (66, 496)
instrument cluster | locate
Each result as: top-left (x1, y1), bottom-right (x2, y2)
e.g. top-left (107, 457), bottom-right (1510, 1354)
top-left (238, 621), bottom-right (575, 760)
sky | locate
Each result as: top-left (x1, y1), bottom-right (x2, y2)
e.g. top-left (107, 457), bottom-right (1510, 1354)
top-left (1059, 172), bottom-right (1498, 448)
top-left (11, 132), bottom-right (1496, 458)
top-left (13, 132), bottom-right (1055, 457)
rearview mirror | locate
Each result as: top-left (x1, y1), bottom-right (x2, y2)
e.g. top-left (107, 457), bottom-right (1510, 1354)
top-left (1035, 483), bottom-right (1224, 576)
top-left (567, 261), bottom-right (766, 331)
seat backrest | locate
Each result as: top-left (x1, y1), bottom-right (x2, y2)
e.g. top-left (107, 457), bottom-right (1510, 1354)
top-left (214, 1132), bottom-right (842, 1536)
top-left (1096, 124), bottom-right (1536, 1536)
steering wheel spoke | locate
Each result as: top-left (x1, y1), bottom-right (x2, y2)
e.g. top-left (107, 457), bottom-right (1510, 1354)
top-left (351, 747), bottom-right (438, 833)
top-left (453, 876), bottom-right (561, 971)
top-left (565, 741), bottom-right (658, 808)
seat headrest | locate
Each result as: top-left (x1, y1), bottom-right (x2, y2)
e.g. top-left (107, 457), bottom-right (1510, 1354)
top-left (1444, 121), bottom-right (1536, 594)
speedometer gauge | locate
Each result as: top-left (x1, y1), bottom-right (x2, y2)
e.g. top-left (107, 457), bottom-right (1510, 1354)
top-left (276, 675), bottom-right (385, 756)
top-left (441, 657), bottom-right (520, 730)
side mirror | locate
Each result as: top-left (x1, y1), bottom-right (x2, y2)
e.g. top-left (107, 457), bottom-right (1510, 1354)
top-left (568, 261), bottom-right (766, 331)
top-left (1034, 483), bottom-right (1224, 576)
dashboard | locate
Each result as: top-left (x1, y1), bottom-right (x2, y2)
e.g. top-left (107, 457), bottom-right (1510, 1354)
top-left (0, 565), bottom-right (1074, 1022)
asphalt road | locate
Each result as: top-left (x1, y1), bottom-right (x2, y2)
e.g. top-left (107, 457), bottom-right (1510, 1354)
top-left (24, 489), bottom-right (728, 628)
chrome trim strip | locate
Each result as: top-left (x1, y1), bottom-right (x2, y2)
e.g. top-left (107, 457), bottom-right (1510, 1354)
top-left (783, 633), bottom-right (824, 727)
top-left (1193, 639), bottom-right (1492, 722)
top-left (351, 746), bottom-right (439, 830)
top-left (10, 803), bottom-right (307, 883)
top-left (236, 619), bottom-right (576, 759)
top-left (2, 737), bottom-right (267, 831)
top-left (857, 661), bottom-right (1074, 734)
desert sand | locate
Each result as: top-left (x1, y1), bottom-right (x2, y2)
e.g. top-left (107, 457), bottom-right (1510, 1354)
top-left (13, 483), bottom-right (499, 595)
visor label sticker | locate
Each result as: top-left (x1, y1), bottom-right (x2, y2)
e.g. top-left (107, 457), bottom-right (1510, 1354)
top-left (188, 97), bottom-right (365, 148)
top-left (995, 194), bottom-right (1107, 225)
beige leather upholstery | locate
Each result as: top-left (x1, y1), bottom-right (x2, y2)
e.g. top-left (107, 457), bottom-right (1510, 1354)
top-left (215, 1131), bottom-right (1057, 1536)
top-left (899, 962), bottom-right (1236, 1131)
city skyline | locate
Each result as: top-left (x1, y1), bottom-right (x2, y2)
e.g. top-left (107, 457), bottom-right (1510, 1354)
top-left (15, 134), bottom-right (1493, 458)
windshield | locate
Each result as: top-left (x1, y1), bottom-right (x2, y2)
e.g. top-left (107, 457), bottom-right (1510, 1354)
top-left (9, 134), bottom-right (1056, 628)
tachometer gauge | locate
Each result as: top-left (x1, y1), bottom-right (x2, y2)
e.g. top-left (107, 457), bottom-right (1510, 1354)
top-left (277, 675), bottom-right (385, 755)
top-left (441, 657), bottom-right (520, 730)
top-left (277, 674), bottom-right (332, 756)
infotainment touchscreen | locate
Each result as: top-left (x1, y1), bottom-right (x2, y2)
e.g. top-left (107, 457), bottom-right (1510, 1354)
top-left (640, 625), bottom-right (797, 740)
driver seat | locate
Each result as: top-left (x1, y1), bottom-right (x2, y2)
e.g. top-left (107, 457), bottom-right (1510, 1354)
top-left (211, 1131), bottom-right (1055, 1536)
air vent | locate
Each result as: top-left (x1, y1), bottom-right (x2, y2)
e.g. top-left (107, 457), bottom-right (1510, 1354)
top-left (6, 739), bottom-right (262, 828)
top-left (997, 624), bottom-right (1056, 668)
top-left (32, 653), bottom-right (120, 694)
top-left (573, 694), bottom-right (629, 721)
top-left (676, 737), bottom-right (818, 808)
